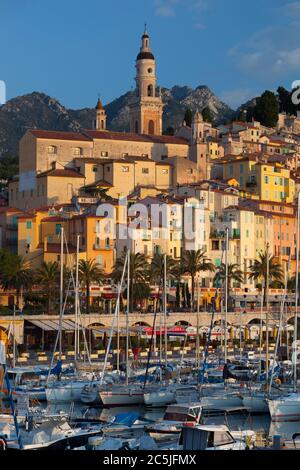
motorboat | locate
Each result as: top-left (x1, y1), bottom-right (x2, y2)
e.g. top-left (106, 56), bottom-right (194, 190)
top-left (180, 424), bottom-right (255, 450)
top-left (145, 404), bottom-right (202, 441)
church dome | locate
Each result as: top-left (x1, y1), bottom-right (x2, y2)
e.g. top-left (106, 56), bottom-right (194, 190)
top-left (136, 51), bottom-right (155, 61)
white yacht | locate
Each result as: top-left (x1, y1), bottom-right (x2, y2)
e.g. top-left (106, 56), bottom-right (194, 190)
top-left (268, 393), bottom-right (300, 421)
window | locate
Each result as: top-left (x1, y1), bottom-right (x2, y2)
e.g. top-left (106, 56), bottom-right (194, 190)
top-left (101, 151), bottom-right (108, 157)
top-left (142, 168), bottom-right (149, 174)
top-left (121, 166), bottom-right (129, 172)
top-left (264, 176), bottom-right (269, 184)
top-left (74, 147), bottom-right (83, 156)
top-left (26, 221), bottom-right (32, 229)
top-left (106, 166), bottom-right (110, 172)
top-left (97, 256), bottom-right (103, 266)
top-left (148, 68), bottom-right (153, 74)
top-left (92, 166), bottom-right (98, 172)
top-left (47, 145), bottom-right (57, 155)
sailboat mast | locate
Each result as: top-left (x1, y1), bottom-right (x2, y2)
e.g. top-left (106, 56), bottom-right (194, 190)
top-left (293, 192), bottom-right (300, 393)
top-left (225, 227), bottom-right (229, 365)
top-left (126, 249), bottom-right (130, 386)
top-left (265, 242), bottom-right (270, 387)
top-left (196, 278), bottom-right (200, 369)
top-left (59, 226), bottom-right (64, 360)
top-left (74, 235), bottom-right (80, 359)
top-left (164, 253), bottom-right (168, 368)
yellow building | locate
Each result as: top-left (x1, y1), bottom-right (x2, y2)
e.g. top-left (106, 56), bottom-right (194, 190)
top-left (221, 156), bottom-right (295, 203)
top-left (69, 213), bottom-right (116, 274)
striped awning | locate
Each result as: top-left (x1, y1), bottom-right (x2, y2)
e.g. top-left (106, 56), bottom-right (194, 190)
top-left (27, 319), bottom-right (81, 332)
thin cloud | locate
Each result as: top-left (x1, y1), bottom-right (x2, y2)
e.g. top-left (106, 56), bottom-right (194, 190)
top-left (154, 0), bottom-right (208, 18)
top-left (219, 88), bottom-right (256, 109)
top-left (228, 19), bottom-right (300, 80)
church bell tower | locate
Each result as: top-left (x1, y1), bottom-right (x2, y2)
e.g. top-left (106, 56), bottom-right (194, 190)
top-left (130, 27), bottom-right (163, 135)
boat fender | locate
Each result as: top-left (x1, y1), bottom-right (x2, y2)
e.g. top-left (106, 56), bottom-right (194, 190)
top-left (0, 437), bottom-right (7, 451)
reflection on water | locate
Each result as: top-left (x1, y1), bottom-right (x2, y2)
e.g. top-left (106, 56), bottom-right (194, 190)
top-left (43, 403), bottom-right (300, 441)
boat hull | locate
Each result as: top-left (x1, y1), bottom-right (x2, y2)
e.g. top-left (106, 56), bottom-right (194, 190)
top-left (99, 390), bottom-right (144, 406)
top-left (268, 396), bottom-right (300, 422)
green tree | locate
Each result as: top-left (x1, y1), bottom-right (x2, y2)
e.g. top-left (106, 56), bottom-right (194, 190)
top-left (249, 251), bottom-right (283, 306)
top-left (35, 261), bottom-right (59, 314)
top-left (182, 250), bottom-right (215, 309)
top-left (0, 156), bottom-right (19, 190)
top-left (214, 263), bottom-right (243, 298)
top-left (253, 90), bottom-right (279, 127)
top-left (277, 86), bottom-right (294, 115)
top-left (202, 106), bottom-right (214, 124)
top-left (112, 251), bottom-right (147, 312)
top-left (78, 259), bottom-right (104, 314)
top-left (0, 252), bottom-right (33, 308)
top-left (184, 108), bottom-right (193, 127)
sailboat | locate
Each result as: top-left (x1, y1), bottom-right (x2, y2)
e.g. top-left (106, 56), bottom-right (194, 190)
top-left (268, 193), bottom-right (300, 421)
top-left (98, 249), bottom-right (150, 406)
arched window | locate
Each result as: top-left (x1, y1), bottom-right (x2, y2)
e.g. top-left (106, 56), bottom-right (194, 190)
top-left (147, 84), bottom-right (153, 97)
top-left (101, 120), bottom-right (104, 129)
top-left (135, 120), bottom-right (139, 134)
top-left (148, 120), bottom-right (155, 135)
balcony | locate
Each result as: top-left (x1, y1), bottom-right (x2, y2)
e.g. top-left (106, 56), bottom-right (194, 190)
top-left (93, 243), bottom-right (114, 251)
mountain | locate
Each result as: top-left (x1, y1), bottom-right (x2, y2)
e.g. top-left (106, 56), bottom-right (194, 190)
top-left (0, 86), bottom-right (235, 157)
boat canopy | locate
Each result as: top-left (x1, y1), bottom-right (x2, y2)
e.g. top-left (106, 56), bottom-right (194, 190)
top-left (112, 412), bottom-right (140, 427)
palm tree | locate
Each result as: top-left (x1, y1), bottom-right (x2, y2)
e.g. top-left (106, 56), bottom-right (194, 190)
top-left (149, 254), bottom-right (179, 311)
top-left (214, 263), bottom-right (243, 295)
top-left (214, 263), bottom-right (243, 310)
top-left (0, 252), bottom-right (33, 308)
top-left (78, 259), bottom-right (104, 314)
top-left (249, 250), bottom-right (283, 306)
top-left (35, 261), bottom-right (59, 314)
top-left (112, 251), bottom-right (147, 311)
top-left (182, 249), bottom-right (215, 309)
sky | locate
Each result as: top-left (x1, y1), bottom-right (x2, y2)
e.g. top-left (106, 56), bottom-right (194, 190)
top-left (1, 0), bottom-right (300, 110)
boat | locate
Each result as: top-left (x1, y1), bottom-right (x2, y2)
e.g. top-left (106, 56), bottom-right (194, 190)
top-left (99, 384), bottom-right (145, 406)
top-left (102, 412), bottom-right (154, 437)
top-left (3, 417), bottom-right (103, 450)
top-left (180, 424), bottom-right (255, 450)
top-left (145, 403), bottom-right (202, 441)
top-left (268, 393), bottom-right (300, 422)
top-left (144, 383), bottom-right (197, 408)
top-left (242, 393), bottom-right (269, 414)
top-left (46, 379), bottom-right (99, 403)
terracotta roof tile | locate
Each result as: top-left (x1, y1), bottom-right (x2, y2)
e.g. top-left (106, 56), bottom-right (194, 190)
top-left (37, 168), bottom-right (85, 178)
top-left (29, 129), bottom-right (92, 141)
top-left (84, 130), bottom-right (188, 145)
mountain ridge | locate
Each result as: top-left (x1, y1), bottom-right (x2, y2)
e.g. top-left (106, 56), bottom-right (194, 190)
top-left (0, 86), bottom-right (236, 157)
